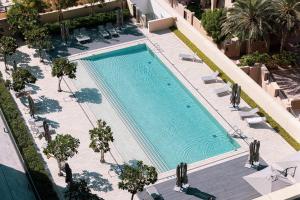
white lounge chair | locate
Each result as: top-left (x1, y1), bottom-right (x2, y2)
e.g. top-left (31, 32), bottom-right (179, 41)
top-left (74, 28), bottom-right (91, 43)
top-left (239, 108), bottom-right (259, 119)
top-left (214, 82), bottom-right (232, 95)
top-left (106, 23), bottom-right (119, 37)
top-left (146, 185), bottom-right (161, 199)
top-left (245, 117), bottom-right (266, 126)
top-left (201, 71), bottom-right (219, 83)
top-left (179, 53), bottom-right (197, 62)
top-left (98, 25), bottom-right (110, 39)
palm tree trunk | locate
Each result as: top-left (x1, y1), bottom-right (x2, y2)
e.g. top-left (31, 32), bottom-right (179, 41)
top-left (280, 30), bottom-right (287, 53)
top-left (38, 49), bottom-right (43, 63)
top-left (4, 54), bottom-right (8, 71)
top-left (247, 39), bottom-right (252, 54)
top-left (57, 159), bottom-right (63, 176)
top-left (131, 193), bottom-right (135, 200)
top-left (100, 150), bottom-right (105, 163)
top-left (58, 77), bottom-right (63, 92)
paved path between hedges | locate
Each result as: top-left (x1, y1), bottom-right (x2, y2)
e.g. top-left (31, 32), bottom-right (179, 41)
top-left (0, 111), bottom-right (36, 200)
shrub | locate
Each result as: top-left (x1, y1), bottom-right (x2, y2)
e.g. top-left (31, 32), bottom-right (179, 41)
top-left (45, 9), bottom-right (131, 35)
top-left (0, 76), bottom-right (58, 199)
top-left (239, 52), bottom-right (270, 66)
top-left (170, 27), bottom-right (300, 151)
top-left (269, 51), bottom-right (298, 67)
top-left (239, 51), bottom-right (298, 68)
top-left (201, 9), bottom-right (226, 43)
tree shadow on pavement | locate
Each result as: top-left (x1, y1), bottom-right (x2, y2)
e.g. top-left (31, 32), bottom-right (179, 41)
top-left (35, 96), bottom-right (62, 114)
top-left (74, 88), bottom-right (102, 104)
top-left (73, 170), bottom-right (113, 192)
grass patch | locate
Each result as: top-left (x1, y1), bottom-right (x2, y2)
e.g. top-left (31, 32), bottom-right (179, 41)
top-left (0, 73), bottom-right (59, 199)
top-left (170, 27), bottom-right (300, 151)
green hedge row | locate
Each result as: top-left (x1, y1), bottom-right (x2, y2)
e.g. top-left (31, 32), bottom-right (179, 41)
top-left (45, 9), bottom-right (131, 34)
top-left (170, 27), bottom-right (300, 150)
top-left (0, 74), bottom-right (59, 199)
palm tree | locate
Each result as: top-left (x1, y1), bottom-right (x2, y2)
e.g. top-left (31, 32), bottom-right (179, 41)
top-left (273, 0), bottom-right (300, 52)
top-left (49, 0), bottom-right (76, 41)
top-left (222, 0), bottom-right (274, 53)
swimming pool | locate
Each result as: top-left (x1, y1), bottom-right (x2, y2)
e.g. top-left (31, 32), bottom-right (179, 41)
top-left (78, 44), bottom-right (239, 172)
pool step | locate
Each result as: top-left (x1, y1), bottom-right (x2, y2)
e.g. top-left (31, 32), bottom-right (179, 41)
top-left (78, 59), bottom-right (169, 172)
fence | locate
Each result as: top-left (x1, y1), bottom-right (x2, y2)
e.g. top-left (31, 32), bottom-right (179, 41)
top-left (148, 17), bottom-right (175, 32)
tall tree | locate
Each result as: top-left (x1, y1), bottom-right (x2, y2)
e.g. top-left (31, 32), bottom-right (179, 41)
top-left (7, 2), bottom-right (39, 34)
top-left (43, 134), bottom-right (80, 176)
top-left (0, 36), bottom-right (18, 71)
top-left (47, 0), bottom-right (76, 41)
top-left (87, 0), bottom-right (104, 16)
top-left (24, 25), bottom-right (52, 62)
top-left (222, 0), bottom-right (273, 53)
top-left (118, 161), bottom-right (158, 200)
top-left (273, 0), bottom-right (300, 52)
top-left (51, 58), bottom-right (77, 92)
top-left (89, 119), bottom-right (114, 163)
top-left (65, 179), bottom-right (103, 200)
top-left (12, 68), bottom-right (36, 92)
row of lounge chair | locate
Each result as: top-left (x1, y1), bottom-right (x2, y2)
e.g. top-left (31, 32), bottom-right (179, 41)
top-left (74, 23), bottom-right (120, 43)
top-left (199, 70), bottom-right (266, 126)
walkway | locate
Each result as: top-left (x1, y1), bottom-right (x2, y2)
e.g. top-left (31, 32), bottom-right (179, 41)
top-left (0, 111), bottom-right (36, 200)
top-left (138, 155), bottom-right (270, 200)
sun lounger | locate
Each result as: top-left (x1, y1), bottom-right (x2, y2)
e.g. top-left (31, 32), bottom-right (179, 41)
top-left (106, 23), bottom-right (119, 37)
top-left (239, 108), bottom-right (259, 119)
top-left (201, 71), bottom-right (219, 83)
top-left (147, 185), bottom-right (161, 199)
top-left (245, 117), bottom-right (266, 126)
top-left (98, 25), bottom-right (110, 39)
top-left (74, 28), bottom-right (91, 43)
top-left (214, 82), bottom-right (232, 95)
top-left (179, 53), bottom-right (197, 62)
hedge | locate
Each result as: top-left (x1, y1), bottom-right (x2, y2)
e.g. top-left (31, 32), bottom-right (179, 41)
top-left (45, 9), bottom-right (131, 34)
top-left (170, 27), bottom-right (300, 150)
top-left (0, 74), bottom-right (59, 200)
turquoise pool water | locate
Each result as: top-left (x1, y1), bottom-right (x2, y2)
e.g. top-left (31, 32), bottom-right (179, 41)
top-left (79, 44), bottom-right (239, 172)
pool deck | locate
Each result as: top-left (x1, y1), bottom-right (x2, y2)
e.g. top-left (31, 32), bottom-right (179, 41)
top-left (138, 155), bottom-right (273, 200)
top-left (0, 26), bottom-right (296, 200)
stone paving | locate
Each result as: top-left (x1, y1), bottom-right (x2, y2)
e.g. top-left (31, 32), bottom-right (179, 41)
top-left (0, 27), bottom-right (296, 200)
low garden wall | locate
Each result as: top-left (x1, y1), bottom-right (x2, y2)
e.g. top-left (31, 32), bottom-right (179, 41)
top-left (40, 0), bottom-right (125, 23)
top-left (148, 17), bottom-right (175, 32)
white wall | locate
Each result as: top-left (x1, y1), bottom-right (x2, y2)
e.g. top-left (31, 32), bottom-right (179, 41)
top-left (149, 0), bottom-right (171, 18)
top-left (130, 0), bottom-right (149, 14)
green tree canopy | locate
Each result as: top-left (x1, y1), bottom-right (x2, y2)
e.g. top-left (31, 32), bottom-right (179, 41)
top-left (51, 58), bottom-right (77, 92)
top-left (89, 119), bottom-right (114, 163)
top-left (87, 0), bottom-right (104, 15)
top-left (43, 134), bottom-right (80, 175)
top-left (222, 0), bottom-right (274, 53)
top-left (0, 36), bottom-right (18, 70)
top-left (14, 0), bottom-right (46, 12)
top-left (273, 0), bottom-right (300, 52)
top-left (119, 161), bottom-right (158, 200)
top-left (12, 68), bottom-right (36, 92)
top-left (201, 9), bottom-right (227, 43)
top-left (24, 25), bottom-right (52, 62)
top-left (7, 2), bottom-right (39, 34)
top-left (65, 179), bottom-right (103, 200)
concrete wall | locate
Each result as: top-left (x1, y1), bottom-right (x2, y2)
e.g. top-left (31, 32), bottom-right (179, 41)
top-left (40, 0), bottom-right (124, 23)
top-left (148, 17), bottom-right (175, 32)
top-left (149, 0), bottom-right (171, 18)
top-left (130, 0), bottom-right (149, 14)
